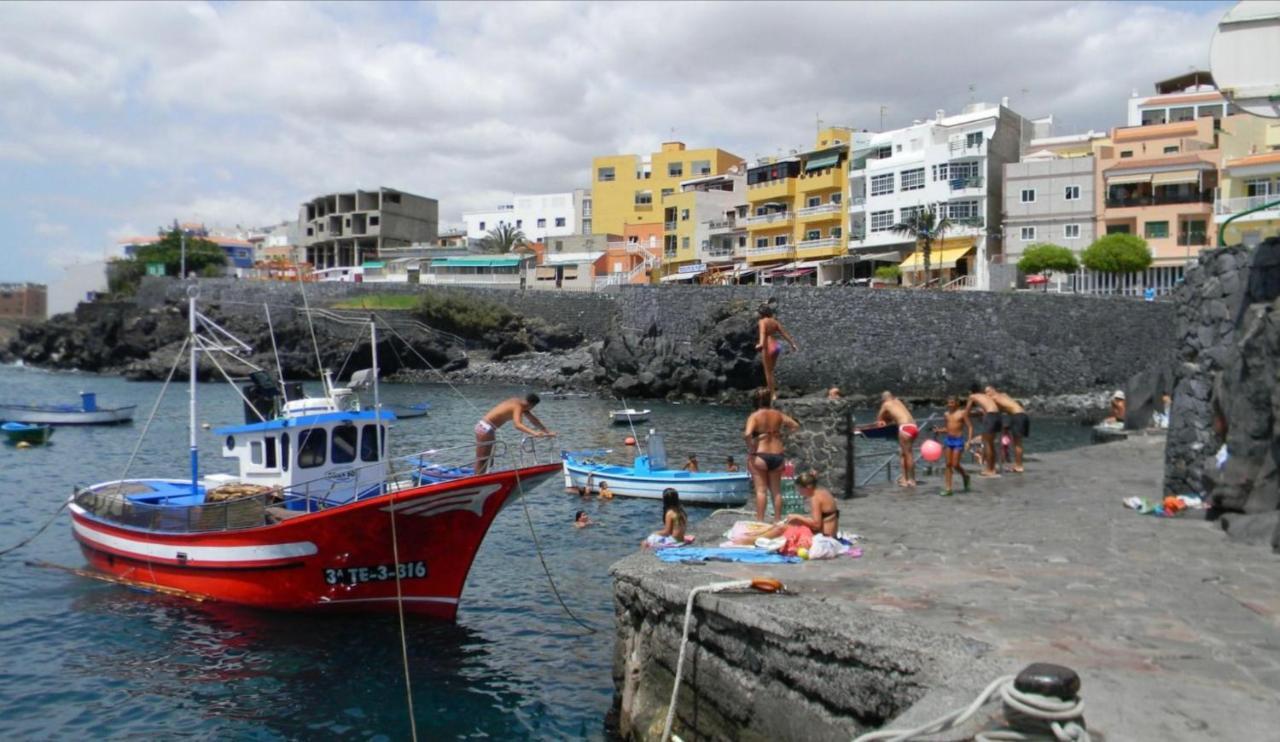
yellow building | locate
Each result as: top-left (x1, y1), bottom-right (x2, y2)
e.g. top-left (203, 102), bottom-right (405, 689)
top-left (1216, 120), bottom-right (1280, 248)
top-left (745, 127), bottom-right (853, 275)
top-left (590, 142), bottom-right (742, 236)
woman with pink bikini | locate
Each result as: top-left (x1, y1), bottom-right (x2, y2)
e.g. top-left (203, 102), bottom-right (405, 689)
top-left (755, 304), bottom-right (798, 401)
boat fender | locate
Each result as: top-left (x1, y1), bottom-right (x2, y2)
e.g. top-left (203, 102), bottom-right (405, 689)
top-left (750, 577), bottom-right (785, 593)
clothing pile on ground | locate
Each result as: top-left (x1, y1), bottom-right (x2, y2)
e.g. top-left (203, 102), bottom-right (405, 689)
top-left (721, 519), bottom-right (861, 560)
top-left (643, 534), bottom-right (696, 549)
top-left (1122, 494), bottom-right (1206, 517)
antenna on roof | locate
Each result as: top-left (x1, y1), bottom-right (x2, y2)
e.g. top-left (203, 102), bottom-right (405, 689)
top-left (968, 84), bottom-right (976, 103)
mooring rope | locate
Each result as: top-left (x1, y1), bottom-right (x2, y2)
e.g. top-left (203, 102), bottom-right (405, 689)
top-left (385, 495), bottom-right (419, 742)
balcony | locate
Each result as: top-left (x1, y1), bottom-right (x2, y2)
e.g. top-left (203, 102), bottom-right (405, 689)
top-left (703, 244), bottom-right (735, 259)
top-left (849, 196), bottom-right (866, 208)
top-left (747, 178), bottom-right (796, 200)
top-left (797, 167), bottom-right (844, 191)
top-left (1177, 232), bottom-right (1209, 247)
top-left (1105, 192), bottom-right (1212, 208)
top-left (949, 176), bottom-right (984, 191)
top-left (745, 245), bottom-right (795, 261)
top-left (1215, 194), bottom-right (1280, 217)
top-left (949, 140), bottom-right (985, 158)
top-left (796, 203), bottom-right (843, 218)
top-left (745, 211), bottom-right (793, 227)
top-left (795, 237), bottom-right (844, 258)
top-left (664, 221), bottom-right (677, 230)
top-left (705, 217), bottom-right (740, 231)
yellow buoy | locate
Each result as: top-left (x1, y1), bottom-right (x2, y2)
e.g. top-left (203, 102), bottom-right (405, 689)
top-left (16, 441), bottom-right (31, 449)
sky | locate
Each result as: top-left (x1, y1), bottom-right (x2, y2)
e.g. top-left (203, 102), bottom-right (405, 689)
top-left (0, 0), bottom-right (1233, 283)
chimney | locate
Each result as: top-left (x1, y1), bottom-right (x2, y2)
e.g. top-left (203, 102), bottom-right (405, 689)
top-left (935, 109), bottom-right (945, 122)
top-left (1001, 96), bottom-right (1009, 108)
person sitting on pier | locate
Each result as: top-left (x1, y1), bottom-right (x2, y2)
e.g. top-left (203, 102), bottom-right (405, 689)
top-left (744, 388), bottom-right (801, 522)
top-left (1104, 390), bottom-right (1126, 424)
top-left (475, 393), bottom-right (555, 474)
top-left (781, 470), bottom-right (840, 537)
top-left (985, 384), bottom-right (1030, 473)
top-left (755, 304), bottom-right (798, 401)
top-left (643, 488), bottom-right (688, 548)
top-left (933, 396), bottom-right (972, 497)
top-left (965, 385), bottom-right (1002, 477)
top-left (876, 391), bottom-right (918, 487)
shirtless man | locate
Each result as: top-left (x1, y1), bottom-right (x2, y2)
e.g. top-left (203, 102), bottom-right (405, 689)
top-left (934, 396), bottom-right (971, 496)
top-left (965, 385), bottom-right (1002, 477)
top-left (474, 393), bottom-right (554, 473)
top-left (876, 391), bottom-right (918, 487)
top-left (985, 385), bottom-right (1029, 473)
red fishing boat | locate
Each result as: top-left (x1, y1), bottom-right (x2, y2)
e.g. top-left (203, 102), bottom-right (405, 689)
top-left (67, 292), bottom-right (559, 620)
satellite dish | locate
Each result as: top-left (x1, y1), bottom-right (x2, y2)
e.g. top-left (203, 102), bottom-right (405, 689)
top-left (1210, 1), bottom-right (1280, 118)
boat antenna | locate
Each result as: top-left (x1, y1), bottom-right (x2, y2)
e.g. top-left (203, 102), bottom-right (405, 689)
top-left (292, 258), bottom-right (329, 397)
top-left (264, 302), bottom-right (288, 401)
top-left (187, 283), bottom-right (200, 497)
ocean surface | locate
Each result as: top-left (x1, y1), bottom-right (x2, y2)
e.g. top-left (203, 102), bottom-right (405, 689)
top-left (0, 365), bottom-right (1094, 739)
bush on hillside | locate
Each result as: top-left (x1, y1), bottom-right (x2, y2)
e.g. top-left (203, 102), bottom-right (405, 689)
top-left (413, 292), bottom-right (515, 340)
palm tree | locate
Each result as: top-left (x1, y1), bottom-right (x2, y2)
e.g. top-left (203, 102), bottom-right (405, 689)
top-left (480, 223), bottom-right (528, 253)
top-left (890, 203), bottom-right (952, 287)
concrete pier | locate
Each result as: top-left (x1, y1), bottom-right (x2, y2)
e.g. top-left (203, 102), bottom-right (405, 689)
top-left (610, 436), bottom-right (1280, 740)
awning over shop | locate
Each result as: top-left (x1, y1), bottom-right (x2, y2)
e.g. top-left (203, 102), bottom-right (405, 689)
top-left (1150, 170), bottom-right (1201, 186)
top-left (783, 268), bottom-right (816, 278)
top-left (660, 271), bottom-right (703, 282)
top-left (860, 251), bottom-right (904, 262)
top-left (899, 245), bottom-right (975, 273)
top-left (432, 256), bottom-right (522, 268)
top-left (804, 153), bottom-right (840, 171)
top-left (1106, 173), bottom-right (1153, 185)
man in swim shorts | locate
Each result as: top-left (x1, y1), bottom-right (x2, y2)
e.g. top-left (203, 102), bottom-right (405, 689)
top-left (985, 385), bottom-right (1030, 473)
top-left (965, 385), bottom-right (1002, 477)
top-left (876, 391), bottom-right (918, 487)
top-left (934, 395), bottom-right (971, 497)
top-left (475, 393), bottom-right (555, 473)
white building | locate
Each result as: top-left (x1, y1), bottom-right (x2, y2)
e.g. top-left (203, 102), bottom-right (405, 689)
top-left (849, 101), bottom-right (1045, 289)
top-left (463, 189), bottom-right (590, 242)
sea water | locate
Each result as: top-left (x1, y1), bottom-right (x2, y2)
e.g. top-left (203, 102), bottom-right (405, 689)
top-left (0, 366), bottom-right (1092, 738)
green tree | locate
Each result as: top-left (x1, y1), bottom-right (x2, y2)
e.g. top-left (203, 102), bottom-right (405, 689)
top-left (1017, 243), bottom-right (1079, 289)
top-left (108, 228), bottom-right (227, 295)
top-left (874, 265), bottom-right (901, 283)
top-left (890, 204), bottom-right (952, 287)
top-left (480, 223), bottom-right (528, 253)
top-left (1080, 233), bottom-right (1152, 273)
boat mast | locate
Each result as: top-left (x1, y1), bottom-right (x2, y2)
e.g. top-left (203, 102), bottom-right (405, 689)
top-left (370, 315), bottom-right (383, 461)
top-left (188, 285), bottom-right (199, 495)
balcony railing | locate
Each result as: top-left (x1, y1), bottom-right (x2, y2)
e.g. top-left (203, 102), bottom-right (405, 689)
top-left (849, 196), bottom-right (866, 207)
top-left (744, 212), bottom-right (792, 226)
top-left (663, 221), bottom-right (677, 230)
top-left (1215, 194), bottom-right (1280, 214)
top-left (796, 203), bottom-right (842, 217)
top-left (1105, 192), bottom-right (1212, 208)
top-left (705, 218), bottom-right (739, 230)
top-left (420, 272), bottom-right (521, 286)
top-left (949, 140), bottom-right (985, 157)
top-left (1177, 232), bottom-right (1209, 247)
top-left (797, 237), bottom-right (842, 250)
top-left (949, 176), bottom-right (984, 191)
top-left (746, 245), bottom-right (794, 258)
top-left (703, 245), bottom-right (735, 258)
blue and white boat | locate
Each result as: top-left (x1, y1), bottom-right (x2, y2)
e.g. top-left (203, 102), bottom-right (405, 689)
top-left (0, 392), bottom-right (134, 425)
top-left (561, 432), bottom-right (750, 505)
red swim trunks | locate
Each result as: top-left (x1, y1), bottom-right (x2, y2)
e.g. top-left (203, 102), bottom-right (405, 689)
top-left (899, 423), bottom-right (920, 440)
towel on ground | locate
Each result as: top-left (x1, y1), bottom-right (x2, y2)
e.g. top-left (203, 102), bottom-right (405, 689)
top-left (655, 548), bottom-right (801, 564)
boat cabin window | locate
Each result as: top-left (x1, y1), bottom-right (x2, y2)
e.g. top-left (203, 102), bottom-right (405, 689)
top-left (250, 441), bottom-right (263, 465)
top-left (281, 433), bottom-right (290, 472)
top-left (332, 424), bottom-right (357, 464)
top-left (225, 435), bottom-right (235, 451)
top-left (265, 437), bottom-right (277, 468)
top-left (299, 428), bottom-right (326, 469)
top-left (360, 424), bottom-right (386, 462)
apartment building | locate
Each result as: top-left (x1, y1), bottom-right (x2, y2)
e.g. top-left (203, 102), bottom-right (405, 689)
top-left (1218, 150), bottom-right (1280, 247)
top-left (590, 142), bottom-right (742, 236)
top-left (298, 188), bottom-right (438, 269)
top-left (743, 127), bottom-right (863, 281)
top-left (1003, 132), bottom-right (1109, 263)
top-left (462, 189), bottom-right (590, 242)
top-left (851, 102), bottom-right (1040, 288)
top-left (0, 283), bottom-right (47, 320)
top-left (660, 169), bottom-right (746, 282)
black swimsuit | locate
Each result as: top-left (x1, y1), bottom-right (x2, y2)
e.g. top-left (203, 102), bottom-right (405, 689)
top-left (754, 452), bottom-right (786, 471)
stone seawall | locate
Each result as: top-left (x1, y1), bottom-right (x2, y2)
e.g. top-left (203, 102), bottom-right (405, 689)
top-left (613, 285), bottom-right (1175, 396)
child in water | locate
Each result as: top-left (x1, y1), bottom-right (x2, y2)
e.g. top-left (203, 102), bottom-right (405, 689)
top-left (597, 481), bottom-right (614, 500)
top-left (574, 511), bottom-right (592, 528)
top-left (643, 488), bottom-right (689, 548)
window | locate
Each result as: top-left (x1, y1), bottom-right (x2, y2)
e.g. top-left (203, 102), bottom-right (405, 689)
top-left (774, 235), bottom-right (789, 246)
top-left (680, 209), bottom-right (690, 221)
top-left (1141, 109), bottom-right (1166, 126)
top-left (900, 168), bottom-right (925, 191)
top-left (738, 236), bottom-right (747, 248)
top-left (1197, 104), bottom-right (1225, 119)
top-left (1020, 188), bottom-right (1036, 203)
top-left (1245, 179), bottom-right (1272, 197)
top-left (874, 146), bottom-right (892, 159)
top-left (1020, 226), bottom-right (1036, 241)
top-left (831, 192), bottom-right (842, 204)
top-left (384, 193), bottom-right (400, 204)
top-left (345, 218), bottom-right (351, 227)
top-left (360, 425), bottom-right (386, 462)
top-left (1064, 185), bottom-right (1081, 201)
top-left (1163, 146), bottom-right (1179, 154)
top-left (870, 173), bottom-right (895, 196)
top-left (1169, 106), bottom-right (1194, 123)
top-left (806, 229), bottom-right (821, 240)
top-left (265, 437), bottom-right (277, 468)
top-left (1106, 224), bottom-right (1131, 235)
top-left (947, 200), bottom-right (979, 221)
top-left (692, 159), bottom-right (711, 175)
top-left (515, 219), bottom-right (523, 228)
top-left (536, 218), bottom-right (546, 228)
top-left (555, 217), bottom-right (566, 227)
top-left (1064, 224), bottom-right (1081, 239)
top-left (369, 216), bottom-right (379, 226)
top-left (635, 191), bottom-right (652, 205)
top-left (755, 237), bottom-right (769, 248)
top-left (682, 237), bottom-right (690, 249)
top-left (478, 221), bottom-right (485, 231)
top-left (298, 428), bottom-right (327, 469)
top-left (951, 161), bottom-right (980, 180)
top-left (966, 132), bottom-right (983, 148)
top-left (582, 219), bottom-right (591, 233)
top-left (554, 240), bottom-right (563, 251)
top-left (832, 226), bottom-right (842, 238)
top-left (661, 188), bottom-right (674, 198)
top-left (900, 205), bottom-right (923, 223)
top-left (807, 196), bottom-right (821, 207)
top-left (1144, 221), bottom-right (1169, 239)
top-left (932, 163), bottom-right (948, 181)
top-left (597, 166), bottom-right (615, 182)
top-left (869, 210), bottom-right (895, 232)
top-left (1120, 150), bottom-right (1133, 158)
top-left (668, 162), bottom-right (683, 177)
top-left (895, 144), bottom-right (902, 152)
top-left (306, 227), bottom-right (313, 236)
top-left (250, 441), bottom-right (263, 465)
top-left (281, 433), bottom-right (290, 472)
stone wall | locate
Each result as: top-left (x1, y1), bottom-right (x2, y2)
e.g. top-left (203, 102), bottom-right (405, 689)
top-left (613, 284), bottom-right (1175, 397)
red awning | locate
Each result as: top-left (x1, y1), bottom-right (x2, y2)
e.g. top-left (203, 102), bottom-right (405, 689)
top-left (1026, 274), bottom-right (1049, 284)
top-left (784, 268), bottom-right (816, 278)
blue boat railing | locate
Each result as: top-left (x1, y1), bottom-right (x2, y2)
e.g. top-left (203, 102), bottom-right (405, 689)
top-left (73, 437), bottom-right (560, 534)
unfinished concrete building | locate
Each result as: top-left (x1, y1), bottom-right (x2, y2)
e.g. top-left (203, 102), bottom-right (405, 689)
top-left (298, 188), bottom-right (439, 269)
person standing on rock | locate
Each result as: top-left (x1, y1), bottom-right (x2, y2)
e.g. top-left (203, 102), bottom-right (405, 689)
top-left (474, 393), bottom-right (555, 474)
top-left (985, 385), bottom-right (1030, 473)
top-left (965, 386), bottom-right (1002, 477)
top-left (755, 304), bottom-right (798, 401)
top-left (876, 391), bottom-right (918, 487)
top-left (743, 388), bottom-right (800, 522)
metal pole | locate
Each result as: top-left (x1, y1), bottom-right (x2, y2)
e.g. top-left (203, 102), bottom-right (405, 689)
top-left (1218, 197), bottom-right (1280, 247)
top-left (188, 287), bottom-right (199, 496)
top-left (180, 229), bottom-right (187, 279)
top-left (844, 408), bottom-right (855, 499)
top-left (370, 315), bottom-right (383, 470)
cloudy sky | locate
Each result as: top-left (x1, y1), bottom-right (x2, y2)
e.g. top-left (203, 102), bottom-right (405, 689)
top-left (0, 0), bottom-right (1231, 283)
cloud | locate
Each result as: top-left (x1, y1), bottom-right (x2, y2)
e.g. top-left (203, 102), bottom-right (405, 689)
top-left (0, 0), bottom-right (1229, 282)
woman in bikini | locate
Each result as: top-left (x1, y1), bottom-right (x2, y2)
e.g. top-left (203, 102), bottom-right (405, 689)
top-left (759, 470), bottom-right (839, 539)
top-left (755, 304), bottom-right (798, 401)
top-left (643, 488), bottom-right (688, 547)
top-left (743, 388), bottom-right (800, 522)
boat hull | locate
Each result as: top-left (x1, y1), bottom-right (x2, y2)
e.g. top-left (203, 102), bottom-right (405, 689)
top-left (562, 460), bottom-right (749, 505)
top-left (3, 422), bottom-right (54, 445)
top-left (0, 406), bottom-right (135, 425)
top-left (69, 463), bottom-right (561, 620)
